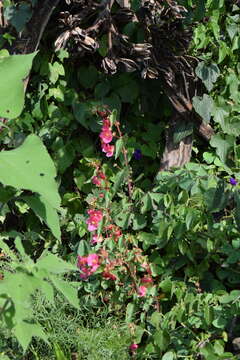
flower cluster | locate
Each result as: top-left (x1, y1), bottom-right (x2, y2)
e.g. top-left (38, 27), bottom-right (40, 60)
top-left (77, 254), bottom-right (100, 280)
top-left (97, 110), bottom-right (115, 157)
top-left (91, 171), bottom-right (106, 187)
top-left (86, 209), bottom-right (103, 232)
top-left (105, 224), bottom-right (122, 242)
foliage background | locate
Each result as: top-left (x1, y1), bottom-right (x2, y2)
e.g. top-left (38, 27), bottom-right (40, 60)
top-left (0, 0), bottom-right (240, 359)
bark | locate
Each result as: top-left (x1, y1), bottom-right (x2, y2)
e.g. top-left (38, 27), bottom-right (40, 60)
top-left (159, 60), bottom-right (214, 171)
top-left (11, 0), bottom-right (60, 55)
top-left (160, 113), bottom-right (193, 170)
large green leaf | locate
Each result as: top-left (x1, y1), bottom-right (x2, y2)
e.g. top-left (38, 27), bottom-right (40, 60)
top-left (50, 275), bottom-right (79, 309)
top-left (37, 252), bottom-right (77, 274)
top-left (210, 134), bottom-right (234, 163)
top-left (0, 52), bottom-right (37, 118)
top-left (192, 94), bottom-right (214, 123)
top-left (14, 321), bottom-right (48, 353)
top-left (195, 62), bottom-right (220, 92)
top-left (0, 135), bottom-right (60, 210)
top-left (22, 195), bottom-right (61, 240)
top-left (4, 4), bottom-right (32, 33)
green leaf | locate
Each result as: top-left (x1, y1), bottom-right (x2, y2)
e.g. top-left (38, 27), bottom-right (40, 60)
top-left (173, 121), bottom-right (193, 144)
top-left (0, 135), bottom-right (60, 210)
top-left (78, 65), bottom-right (98, 89)
top-left (132, 213), bottom-right (147, 230)
top-left (0, 272), bottom-right (38, 319)
top-left (72, 102), bottom-right (88, 128)
top-left (115, 138), bottom-right (124, 159)
top-left (55, 142), bottom-right (76, 174)
top-left (162, 352), bottom-right (174, 360)
top-left (115, 210), bottom-right (132, 229)
top-left (0, 237), bottom-right (17, 261)
top-left (210, 134), bottom-right (234, 163)
top-left (112, 168), bottom-right (129, 195)
top-left (192, 94), bottom-right (214, 123)
top-left (39, 280), bottom-right (54, 304)
top-left (49, 62), bottom-right (65, 84)
top-left (4, 3), bottom-right (32, 33)
top-left (204, 180), bottom-right (228, 212)
top-left (14, 321), bottom-right (48, 352)
top-left (193, 0), bottom-right (206, 21)
top-left (37, 253), bottom-right (76, 274)
top-left (153, 330), bottom-right (170, 351)
top-left (116, 79), bottom-right (139, 104)
top-left (22, 195), bottom-right (61, 240)
top-left (204, 304), bottom-right (214, 325)
top-left (50, 275), bottom-right (79, 309)
top-left (195, 62), bottom-right (220, 91)
top-left (0, 52), bottom-right (37, 118)
top-left (150, 311), bottom-right (162, 329)
top-left (125, 302), bottom-right (135, 323)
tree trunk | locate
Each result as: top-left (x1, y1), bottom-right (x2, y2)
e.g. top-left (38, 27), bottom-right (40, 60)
top-left (160, 114), bottom-right (193, 170)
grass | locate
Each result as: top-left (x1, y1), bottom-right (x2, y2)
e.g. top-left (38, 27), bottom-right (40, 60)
top-left (0, 293), bottom-right (131, 360)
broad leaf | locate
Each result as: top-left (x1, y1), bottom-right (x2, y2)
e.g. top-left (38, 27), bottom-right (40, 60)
top-left (22, 195), bottom-right (61, 240)
top-left (37, 253), bottom-right (76, 274)
top-left (0, 52), bottom-right (37, 118)
top-left (0, 135), bottom-right (60, 210)
top-left (193, 94), bottom-right (214, 123)
top-left (4, 4), bottom-right (32, 33)
top-left (195, 62), bottom-right (220, 92)
top-left (14, 321), bottom-right (48, 352)
top-left (210, 134), bottom-right (234, 163)
top-left (50, 275), bottom-right (79, 309)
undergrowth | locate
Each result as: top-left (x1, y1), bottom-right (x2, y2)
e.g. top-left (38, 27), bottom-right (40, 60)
top-left (0, 293), bottom-right (130, 360)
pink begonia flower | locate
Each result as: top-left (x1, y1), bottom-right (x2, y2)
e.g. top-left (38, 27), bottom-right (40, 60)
top-left (92, 176), bottom-right (101, 186)
top-left (129, 344), bottom-right (138, 351)
top-left (80, 266), bottom-right (92, 280)
top-left (87, 253), bottom-right (99, 270)
top-left (98, 172), bottom-right (106, 179)
top-left (102, 118), bottom-right (111, 128)
top-left (138, 285), bottom-right (147, 297)
top-left (101, 143), bottom-right (114, 157)
top-left (77, 254), bottom-right (100, 279)
top-left (99, 129), bottom-right (113, 144)
top-left (91, 234), bottom-right (103, 244)
top-left (77, 256), bottom-right (88, 267)
top-left (86, 209), bottom-right (103, 232)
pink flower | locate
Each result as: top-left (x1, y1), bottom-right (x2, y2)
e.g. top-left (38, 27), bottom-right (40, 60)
top-left (129, 344), bottom-right (138, 351)
top-left (99, 129), bottom-right (113, 144)
top-left (87, 254), bottom-right (99, 272)
top-left (101, 143), bottom-right (114, 157)
top-left (98, 172), bottom-right (106, 180)
top-left (77, 256), bottom-right (88, 267)
top-left (102, 118), bottom-right (111, 128)
top-left (79, 266), bottom-right (92, 279)
top-left (77, 254), bottom-right (100, 279)
top-left (86, 209), bottom-right (103, 232)
top-left (92, 176), bottom-right (101, 186)
top-left (91, 234), bottom-right (103, 244)
top-left (137, 285), bottom-right (147, 297)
